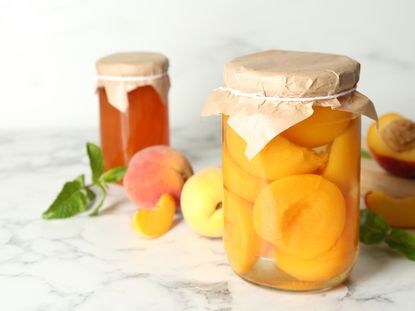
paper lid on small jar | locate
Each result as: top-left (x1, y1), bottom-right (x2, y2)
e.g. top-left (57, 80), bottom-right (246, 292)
top-left (202, 50), bottom-right (377, 159)
top-left (96, 52), bottom-right (170, 112)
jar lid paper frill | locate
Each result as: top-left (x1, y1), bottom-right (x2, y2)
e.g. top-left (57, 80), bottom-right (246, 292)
top-left (96, 52), bottom-right (170, 112)
top-left (202, 50), bottom-right (377, 159)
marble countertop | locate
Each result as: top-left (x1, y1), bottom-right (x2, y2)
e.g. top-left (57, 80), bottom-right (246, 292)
top-left (1, 122), bottom-right (414, 311)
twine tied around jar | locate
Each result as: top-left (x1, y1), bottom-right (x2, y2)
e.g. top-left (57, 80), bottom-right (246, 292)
top-left (215, 86), bottom-right (357, 103)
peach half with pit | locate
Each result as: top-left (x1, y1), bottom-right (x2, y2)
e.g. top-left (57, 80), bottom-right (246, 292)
top-left (367, 113), bottom-right (415, 178)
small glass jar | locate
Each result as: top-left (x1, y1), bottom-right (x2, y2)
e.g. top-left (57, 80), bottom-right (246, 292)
top-left (203, 50), bottom-right (377, 292)
top-left (96, 52), bottom-right (170, 170)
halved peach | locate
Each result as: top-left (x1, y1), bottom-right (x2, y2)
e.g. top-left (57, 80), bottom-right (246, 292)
top-left (224, 117), bottom-right (328, 180)
top-left (253, 174), bottom-right (346, 259)
top-left (276, 200), bottom-right (358, 281)
top-left (131, 193), bottom-right (176, 238)
top-left (323, 117), bottom-right (361, 194)
top-left (365, 191), bottom-right (415, 228)
top-left (223, 190), bottom-right (260, 274)
top-left (367, 113), bottom-right (415, 178)
top-left (222, 147), bottom-right (269, 202)
top-left (283, 107), bottom-right (354, 148)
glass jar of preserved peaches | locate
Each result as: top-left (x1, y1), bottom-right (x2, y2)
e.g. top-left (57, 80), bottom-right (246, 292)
top-left (96, 52), bottom-right (170, 170)
top-left (203, 50), bottom-right (377, 292)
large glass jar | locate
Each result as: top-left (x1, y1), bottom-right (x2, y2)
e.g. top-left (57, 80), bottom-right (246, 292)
top-left (203, 50), bottom-right (377, 292)
top-left (222, 111), bottom-right (361, 291)
top-left (96, 52), bottom-right (170, 170)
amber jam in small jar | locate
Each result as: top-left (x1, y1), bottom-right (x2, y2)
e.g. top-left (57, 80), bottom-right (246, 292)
top-left (96, 52), bottom-right (170, 170)
top-left (203, 50), bottom-right (377, 292)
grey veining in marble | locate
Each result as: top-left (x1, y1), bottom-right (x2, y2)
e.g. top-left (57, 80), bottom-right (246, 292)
top-left (0, 122), bottom-right (414, 311)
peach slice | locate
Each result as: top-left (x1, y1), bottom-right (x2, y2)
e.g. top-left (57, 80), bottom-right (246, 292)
top-left (323, 117), bottom-right (361, 194)
top-left (253, 174), bottom-right (346, 259)
top-left (124, 146), bottom-right (193, 210)
top-left (224, 118), bottom-right (328, 180)
top-left (365, 191), bottom-right (415, 228)
top-left (367, 113), bottom-right (415, 178)
top-left (180, 168), bottom-right (224, 238)
top-left (131, 193), bottom-right (176, 238)
top-left (222, 147), bottom-right (269, 202)
top-left (276, 195), bottom-right (358, 281)
top-left (283, 106), bottom-right (353, 148)
top-left (224, 189), bottom-right (260, 274)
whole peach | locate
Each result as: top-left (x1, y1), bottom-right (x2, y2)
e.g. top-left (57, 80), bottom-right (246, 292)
top-left (124, 146), bottom-right (193, 210)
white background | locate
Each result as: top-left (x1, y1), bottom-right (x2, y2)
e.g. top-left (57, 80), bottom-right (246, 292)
top-left (0, 0), bottom-right (414, 131)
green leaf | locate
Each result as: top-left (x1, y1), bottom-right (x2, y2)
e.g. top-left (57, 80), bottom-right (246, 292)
top-left (100, 167), bottom-right (127, 183)
top-left (361, 149), bottom-right (372, 159)
top-left (75, 174), bottom-right (96, 203)
top-left (89, 184), bottom-right (107, 217)
top-left (385, 229), bottom-right (415, 261)
top-left (86, 142), bottom-right (104, 184)
top-left (42, 181), bottom-right (88, 219)
top-left (85, 187), bottom-right (96, 202)
top-left (360, 209), bottom-right (390, 244)
top-left (74, 174), bottom-right (85, 187)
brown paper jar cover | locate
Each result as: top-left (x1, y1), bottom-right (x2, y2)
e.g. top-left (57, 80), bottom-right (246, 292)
top-left (203, 50), bottom-right (377, 159)
top-left (96, 52), bottom-right (170, 112)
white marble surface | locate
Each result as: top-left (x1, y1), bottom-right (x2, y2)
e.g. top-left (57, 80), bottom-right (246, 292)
top-left (1, 122), bottom-right (415, 311)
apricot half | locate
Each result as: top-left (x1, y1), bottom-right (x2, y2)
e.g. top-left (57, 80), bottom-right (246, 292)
top-left (253, 174), bottom-right (346, 259)
top-left (367, 113), bottom-right (415, 178)
top-left (283, 107), bottom-right (353, 148)
top-left (224, 190), bottom-right (260, 274)
top-left (276, 197), bottom-right (358, 281)
top-left (131, 193), bottom-right (176, 239)
top-left (222, 147), bottom-right (269, 202)
top-left (365, 191), bottom-right (415, 228)
top-left (224, 118), bottom-right (328, 180)
top-left (323, 117), bottom-right (361, 194)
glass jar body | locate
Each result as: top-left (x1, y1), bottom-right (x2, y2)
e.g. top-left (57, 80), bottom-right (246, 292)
top-left (222, 108), bottom-right (361, 292)
top-left (98, 85), bottom-right (169, 170)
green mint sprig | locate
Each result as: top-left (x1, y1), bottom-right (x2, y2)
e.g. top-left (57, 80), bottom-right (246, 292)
top-left (42, 142), bottom-right (127, 219)
top-left (360, 209), bottom-right (415, 261)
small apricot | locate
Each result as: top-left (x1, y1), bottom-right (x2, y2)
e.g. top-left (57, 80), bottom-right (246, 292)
top-left (131, 193), bottom-right (176, 238)
top-left (224, 190), bottom-right (260, 274)
top-left (181, 168), bottom-right (224, 238)
top-left (283, 106), bottom-right (353, 148)
top-left (224, 117), bottom-right (328, 180)
top-left (253, 174), bottom-right (346, 259)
